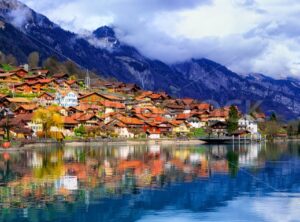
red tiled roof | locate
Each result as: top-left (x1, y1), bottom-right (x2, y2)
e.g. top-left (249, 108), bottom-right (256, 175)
top-left (17, 104), bottom-right (38, 111)
top-left (100, 100), bottom-right (125, 109)
top-left (63, 116), bottom-right (78, 125)
top-left (76, 113), bottom-right (98, 121)
top-left (176, 113), bottom-right (191, 120)
top-left (117, 116), bottom-right (144, 125)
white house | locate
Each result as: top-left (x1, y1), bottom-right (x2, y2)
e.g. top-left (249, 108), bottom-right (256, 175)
top-left (55, 91), bottom-right (78, 107)
top-left (238, 115), bottom-right (258, 134)
top-left (187, 116), bottom-right (206, 128)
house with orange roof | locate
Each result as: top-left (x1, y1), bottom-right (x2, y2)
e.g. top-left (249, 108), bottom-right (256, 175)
top-left (208, 108), bottom-right (230, 122)
top-left (75, 113), bottom-right (101, 126)
top-left (79, 92), bottom-right (122, 105)
top-left (100, 100), bottom-right (125, 113)
top-left (38, 92), bottom-right (55, 106)
top-left (14, 104), bottom-right (38, 114)
top-left (0, 72), bottom-right (23, 83)
top-left (10, 68), bottom-right (28, 77)
top-left (14, 82), bottom-right (34, 94)
top-left (63, 116), bottom-right (79, 134)
top-left (52, 73), bottom-right (69, 81)
top-left (192, 103), bottom-right (213, 112)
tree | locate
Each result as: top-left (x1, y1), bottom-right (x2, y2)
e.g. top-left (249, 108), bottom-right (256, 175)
top-left (287, 125), bottom-right (294, 137)
top-left (264, 121), bottom-right (281, 140)
top-left (298, 122), bottom-right (300, 135)
top-left (43, 56), bottom-right (61, 74)
top-left (74, 124), bottom-right (86, 137)
top-left (0, 52), bottom-right (6, 64)
top-left (227, 105), bottom-right (239, 134)
top-left (6, 54), bottom-right (17, 66)
top-left (270, 112), bottom-right (277, 121)
top-left (32, 106), bottom-right (63, 139)
top-left (28, 51), bottom-right (40, 69)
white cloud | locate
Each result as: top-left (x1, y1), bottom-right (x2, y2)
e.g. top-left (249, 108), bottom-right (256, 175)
top-left (19, 0), bottom-right (300, 78)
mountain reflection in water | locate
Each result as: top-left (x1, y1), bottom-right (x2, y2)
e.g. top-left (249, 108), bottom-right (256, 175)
top-left (0, 142), bottom-right (299, 222)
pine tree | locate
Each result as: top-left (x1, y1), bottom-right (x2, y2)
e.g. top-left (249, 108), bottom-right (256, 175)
top-left (227, 105), bottom-right (239, 134)
top-left (270, 112), bottom-right (277, 121)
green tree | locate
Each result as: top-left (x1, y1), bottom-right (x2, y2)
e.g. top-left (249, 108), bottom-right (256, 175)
top-left (192, 128), bottom-right (206, 137)
top-left (28, 51), bottom-right (40, 69)
top-left (270, 112), bottom-right (277, 121)
top-left (287, 125), bottom-right (294, 137)
top-left (227, 105), bottom-right (239, 134)
top-left (74, 124), bottom-right (86, 137)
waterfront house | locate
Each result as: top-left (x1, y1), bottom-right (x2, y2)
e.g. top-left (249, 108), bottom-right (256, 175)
top-left (238, 115), bottom-right (258, 135)
top-left (209, 121), bottom-right (228, 137)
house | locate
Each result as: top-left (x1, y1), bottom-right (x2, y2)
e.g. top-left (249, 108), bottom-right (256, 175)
top-left (192, 103), bottom-right (213, 112)
top-left (0, 72), bottom-right (23, 83)
top-left (75, 113), bottom-right (101, 126)
top-left (100, 100), bottom-right (125, 113)
top-left (145, 127), bottom-right (161, 139)
top-left (79, 92), bottom-right (121, 105)
top-left (5, 98), bottom-right (32, 109)
top-left (209, 121), bottom-right (228, 137)
top-left (52, 73), bottom-right (69, 81)
top-left (14, 104), bottom-right (38, 114)
top-left (38, 92), bottom-right (55, 106)
top-left (65, 80), bottom-right (80, 90)
top-left (252, 112), bottom-right (266, 122)
top-left (14, 82), bottom-right (34, 94)
top-left (208, 108), bottom-right (229, 123)
top-left (186, 114), bottom-right (207, 128)
top-left (10, 68), bottom-right (28, 78)
top-left (171, 120), bottom-right (191, 136)
top-left (238, 115), bottom-right (258, 135)
top-left (55, 91), bottom-right (78, 107)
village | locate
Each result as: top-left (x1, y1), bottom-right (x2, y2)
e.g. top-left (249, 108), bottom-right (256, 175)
top-left (0, 62), bottom-right (269, 145)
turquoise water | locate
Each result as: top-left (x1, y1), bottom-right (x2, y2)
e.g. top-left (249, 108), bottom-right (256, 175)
top-left (0, 142), bottom-right (299, 222)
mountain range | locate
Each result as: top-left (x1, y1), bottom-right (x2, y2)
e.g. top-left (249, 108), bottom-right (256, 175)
top-left (0, 0), bottom-right (299, 119)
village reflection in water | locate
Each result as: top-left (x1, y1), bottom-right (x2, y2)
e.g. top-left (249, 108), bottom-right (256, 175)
top-left (0, 142), bottom-right (299, 221)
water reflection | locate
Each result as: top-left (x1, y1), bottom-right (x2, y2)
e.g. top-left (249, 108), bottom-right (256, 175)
top-left (0, 142), bottom-right (299, 222)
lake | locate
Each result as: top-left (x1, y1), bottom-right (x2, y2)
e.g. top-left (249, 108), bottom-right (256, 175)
top-left (0, 142), bottom-right (299, 222)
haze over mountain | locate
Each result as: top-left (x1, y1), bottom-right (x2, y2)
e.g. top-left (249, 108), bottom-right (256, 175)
top-left (0, 0), bottom-right (299, 119)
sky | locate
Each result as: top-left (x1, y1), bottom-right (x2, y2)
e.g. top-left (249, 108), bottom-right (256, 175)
top-left (19, 0), bottom-right (300, 78)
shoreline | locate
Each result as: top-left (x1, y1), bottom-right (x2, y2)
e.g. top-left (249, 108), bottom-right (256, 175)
top-left (5, 139), bottom-right (206, 150)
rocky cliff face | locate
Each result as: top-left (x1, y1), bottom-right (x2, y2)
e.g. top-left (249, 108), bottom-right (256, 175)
top-left (0, 0), bottom-right (299, 119)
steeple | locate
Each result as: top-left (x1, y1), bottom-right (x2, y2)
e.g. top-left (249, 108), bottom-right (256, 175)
top-left (85, 70), bottom-right (90, 88)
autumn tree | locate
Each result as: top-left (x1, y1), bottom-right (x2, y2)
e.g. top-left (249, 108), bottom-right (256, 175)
top-left (28, 51), bottom-right (40, 69)
top-left (32, 106), bottom-right (63, 139)
top-left (264, 121), bottom-right (281, 140)
top-left (0, 52), bottom-right (6, 64)
top-left (43, 56), bottom-right (61, 74)
top-left (227, 105), bottom-right (239, 134)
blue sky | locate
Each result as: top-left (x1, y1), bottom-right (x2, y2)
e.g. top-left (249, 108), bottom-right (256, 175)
top-left (20, 0), bottom-right (300, 78)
